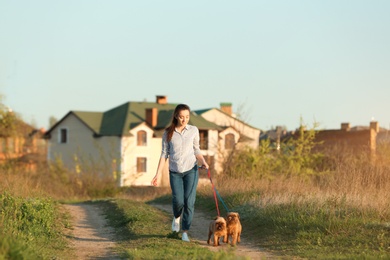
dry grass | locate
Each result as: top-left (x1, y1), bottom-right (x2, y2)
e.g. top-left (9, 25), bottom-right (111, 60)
top-left (2, 144), bottom-right (390, 216)
top-left (0, 159), bottom-right (118, 201)
top-left (210, 146), bottom-right (390, 218)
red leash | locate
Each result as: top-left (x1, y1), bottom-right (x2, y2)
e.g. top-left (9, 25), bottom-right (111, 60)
top-left (207, 169), bottom-right (220, 217)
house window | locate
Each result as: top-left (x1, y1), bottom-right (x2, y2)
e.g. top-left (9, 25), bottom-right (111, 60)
top-left (137, 130), bottom-right (147, 146)
top-left (225, 133), bottom-right (235, 149)
top-left (199, 130), bottom-right (208, 150)
top-left (59, 128), bottom-right (67, 143)
top-left (137, 157), bottom-right (147, 173)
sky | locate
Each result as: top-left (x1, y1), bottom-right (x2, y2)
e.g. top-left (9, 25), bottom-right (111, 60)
top-left (1, 1), bottom-right (390, 131)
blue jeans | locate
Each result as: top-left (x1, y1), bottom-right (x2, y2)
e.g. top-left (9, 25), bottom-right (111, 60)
top-left (169, 164), bottom-right (199, 231)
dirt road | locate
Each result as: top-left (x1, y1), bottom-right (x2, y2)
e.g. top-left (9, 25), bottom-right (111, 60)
top-left (151, 203), bottom-right (276, 260)
top-left (65, 202), bottom-right (279, 260)
top-left (64, 203), bottom-right (121, 260)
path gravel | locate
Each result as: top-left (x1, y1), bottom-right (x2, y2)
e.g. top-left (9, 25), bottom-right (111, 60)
top-left (151, 203), bottom-right (278, 260)
top-left (64, 203), bottom-right (121, 260)
top-left (64, 202), bottom-right (283, 260)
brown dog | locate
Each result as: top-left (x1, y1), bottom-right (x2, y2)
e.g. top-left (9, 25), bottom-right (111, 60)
top-left (226, 212), bottom-right (242, 246)
top-left (207, 216), bottom-right (227, 246)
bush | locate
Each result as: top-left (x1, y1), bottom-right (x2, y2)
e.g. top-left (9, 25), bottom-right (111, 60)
top-left (0, 192), bottom-right (66, 259)
top-left (224, 120), bottom-right (324, 179)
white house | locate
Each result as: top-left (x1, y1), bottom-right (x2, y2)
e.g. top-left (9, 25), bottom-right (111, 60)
top-left (195, 103), bottom-right (261, 173)
top-left (45, 96), bottom-right (261, 187)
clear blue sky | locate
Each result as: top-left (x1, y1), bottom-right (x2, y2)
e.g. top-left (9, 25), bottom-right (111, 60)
top-left (1, 1), bottom-right (389, 131)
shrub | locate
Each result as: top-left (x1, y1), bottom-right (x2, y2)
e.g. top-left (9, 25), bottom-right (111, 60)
top-left (0, 192), bottom-right (66, 259)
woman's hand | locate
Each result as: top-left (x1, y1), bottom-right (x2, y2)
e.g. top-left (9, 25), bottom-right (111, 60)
top-left (200, 161), bottom-right (209, 170)
top-left (151, 175), bottom-right (158, 186)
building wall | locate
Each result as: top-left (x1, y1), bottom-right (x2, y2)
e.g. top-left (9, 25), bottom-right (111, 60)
top-left (312, 122), bottom-right (378, 155)
top-left (120, 126), bottom-right (220, 187)
top-left (47, 114), bottom-right (121, 180)
top-left (121, 123), bottom-right (166, 186)
top-left (200, 109), bottom-right (260, 149)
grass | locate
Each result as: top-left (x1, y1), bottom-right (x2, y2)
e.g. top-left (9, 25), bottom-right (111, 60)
top-left (99, 199), bottom-right (247, 259)
top-left (1, 143), bottom-right (390, 259)
top-left (0, 192), bottom-right (71, 259)
top-left (195, 172), bottom-right (390, 259)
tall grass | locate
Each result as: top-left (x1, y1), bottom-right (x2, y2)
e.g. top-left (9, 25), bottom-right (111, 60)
top-left (197, 143), bottom-right (390, 258)
top-left (0, 192), bottom-right (69, 259)
top-left (1, 157), bottom-right (119, 201)
top-left (0, 157), bottom-right (120, 259)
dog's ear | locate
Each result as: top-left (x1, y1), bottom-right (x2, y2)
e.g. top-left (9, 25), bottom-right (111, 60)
top-left (214, 216), bottom-right (219, 220)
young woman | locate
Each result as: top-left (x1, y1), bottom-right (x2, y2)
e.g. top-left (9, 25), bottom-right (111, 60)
top-left (151, 104), bottom-right (209, 242)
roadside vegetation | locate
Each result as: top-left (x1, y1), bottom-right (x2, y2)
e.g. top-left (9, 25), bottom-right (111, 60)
top-left (195, 123), bottom-right (390, 259)
top-left (1, 99), bottom-right (389, 259)
top-left (100, 199), bottom-right (245, 259)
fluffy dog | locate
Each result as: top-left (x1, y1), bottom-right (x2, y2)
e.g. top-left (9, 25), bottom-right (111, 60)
top-left (207, 216), bottom-right (227, 246)
top-left (226, 212), bottom-right (242, 246)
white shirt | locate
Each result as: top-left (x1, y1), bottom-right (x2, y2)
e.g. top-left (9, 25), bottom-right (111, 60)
top-left (161, 124), bottom-right (201, 173)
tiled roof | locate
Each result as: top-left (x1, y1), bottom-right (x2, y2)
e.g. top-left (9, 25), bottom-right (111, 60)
top-left (49, 101), bottom-right (221, 137)
top-left (195, 107), bottom-right (261, 131)
top-left (194, 108), bottom-right (213, 115)
top-left (72, 111), bottom-right (103, 134)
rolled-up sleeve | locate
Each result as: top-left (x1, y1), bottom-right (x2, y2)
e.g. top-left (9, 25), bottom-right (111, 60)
top-left (193, 127), bottom-right (201, 156)
top-left (161, 131), bottom-right (169, 159)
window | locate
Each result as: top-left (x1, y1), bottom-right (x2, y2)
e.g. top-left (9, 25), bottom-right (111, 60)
top-left (225, 133), bottom-right (235, 149)
top-left (137, 130), bottom-right (147, 146)
top-left (137, 157), bottom-right (147, 173)
top-left (199, 130), bottom-right (208, 150)
top-left (59, 128), bottom-right (67, 143)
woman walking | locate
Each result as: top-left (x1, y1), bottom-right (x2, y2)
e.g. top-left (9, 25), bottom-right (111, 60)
top-left (151, 104), bottom-right (209, 242)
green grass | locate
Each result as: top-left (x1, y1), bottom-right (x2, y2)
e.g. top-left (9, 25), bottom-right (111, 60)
top-left (195, 189), bottom-right (390, 259)
top-left (100, 198), bottom-right (248, 260)
top-left (0, 191), bottom-right (71, 259)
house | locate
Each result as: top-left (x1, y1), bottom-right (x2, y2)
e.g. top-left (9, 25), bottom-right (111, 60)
top-left (195, 102), bottom-right (261, 149)
top-left (312, 121), bottom-right (381, 154)
top-left (259, 121), bottom-right (390, 160)
top-left (195, 103), bottom-right (261, 172)
top-left (44, 96), bottom-right (261, 187)
top-left (0, 113), bottom-right (46, 170)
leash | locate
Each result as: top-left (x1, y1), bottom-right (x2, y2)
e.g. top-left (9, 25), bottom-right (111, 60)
top-left (205, 168), bottom-right (230, 216)
top-left (206, 168), bottom-right (220, 216)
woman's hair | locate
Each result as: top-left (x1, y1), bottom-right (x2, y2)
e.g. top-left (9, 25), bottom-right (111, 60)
top-left (165, 104), bottom-right (190, 142)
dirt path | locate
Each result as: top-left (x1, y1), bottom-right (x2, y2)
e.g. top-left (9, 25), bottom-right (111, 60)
top-left (64, 203), bottom-right (121, 260)
top-left (151, 203), bottom-right (278, 260)
top-left (64, 202), bottom-right (282, 260)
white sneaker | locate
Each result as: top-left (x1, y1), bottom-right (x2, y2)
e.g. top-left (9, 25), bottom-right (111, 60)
top-left (172, 216), bottom-right (180, 232)
top-left (182, 232), bottom-right (190, 242)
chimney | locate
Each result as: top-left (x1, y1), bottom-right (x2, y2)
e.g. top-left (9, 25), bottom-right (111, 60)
top-left (341, 123), bottom-right (350, 131)
top-left (370, 121), bottom-right (379, 158)
top-left (156, 95), bottom-right (167, 104)
top-left (370, 121), bottom-right (379, 132)
top-left (146, 108), bottom-right (158, 127)
top-left (220, 102), bottom-right (232, 115)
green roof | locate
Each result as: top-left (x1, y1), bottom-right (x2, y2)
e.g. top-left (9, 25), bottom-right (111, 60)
top-left (194, 108), bottom-right (212, 115)
top-left (72, 111), bottom-right (103, 134)
top-left (57, 102), bottom-right (221, 137)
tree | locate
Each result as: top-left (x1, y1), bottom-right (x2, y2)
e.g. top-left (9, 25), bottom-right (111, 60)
top-left (0, 95), bottom-right (17, 137)
top-left (49, 116), bottom-right (58, 128)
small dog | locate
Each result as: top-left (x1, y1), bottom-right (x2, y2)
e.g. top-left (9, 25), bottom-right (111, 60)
top-left (207, 216), bottom-right (227, 246)
top-left (226, 212), bottom-right (242, 246)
